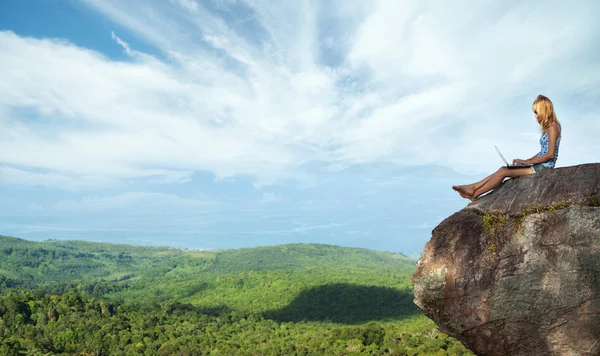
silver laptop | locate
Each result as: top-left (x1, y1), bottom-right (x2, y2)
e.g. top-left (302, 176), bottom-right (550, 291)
top-left (495, 146), bottom-right (533, 169)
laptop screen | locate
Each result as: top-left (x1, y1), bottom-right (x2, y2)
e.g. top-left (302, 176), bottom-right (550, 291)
top-left (494, 146), bottom-right (509, 165)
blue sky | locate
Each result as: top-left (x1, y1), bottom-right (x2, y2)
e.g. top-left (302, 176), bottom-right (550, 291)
top-left (1, 0), bottom-right (599, 256)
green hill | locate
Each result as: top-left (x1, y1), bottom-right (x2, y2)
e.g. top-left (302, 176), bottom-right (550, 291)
top-left (207, 243), bottom-right (415, 273)
top-left (0, 235), bottom-right (414, 284)
top-left (0, 235), bottom-right (417, 318)
top-left (0, 235), bottom-right (473, 355)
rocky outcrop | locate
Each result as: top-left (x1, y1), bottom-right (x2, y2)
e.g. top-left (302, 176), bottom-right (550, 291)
top-left (412, 163), bottom-right (600, 356)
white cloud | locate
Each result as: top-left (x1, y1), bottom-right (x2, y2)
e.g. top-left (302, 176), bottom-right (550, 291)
top-left (344, 0), bottom-right (600, 171)
top-left (111, 31), bottom-right (134, 56)
top-left (170, 0), bottom-right (199, 13)
top-left (0, 166), bottom-right (118, 191)
top-left (1, 0), bottom-right (599, 191)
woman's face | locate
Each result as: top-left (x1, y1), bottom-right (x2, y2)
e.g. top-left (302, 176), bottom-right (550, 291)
top-left (533, 106), bottom-right (541, 123)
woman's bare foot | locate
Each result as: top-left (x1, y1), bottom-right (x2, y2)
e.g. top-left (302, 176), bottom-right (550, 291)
top-left (452, 185), bottom-right (474, 200)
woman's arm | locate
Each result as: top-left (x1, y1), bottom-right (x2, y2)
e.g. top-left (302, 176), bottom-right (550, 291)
top-left (525, 125), bottom-right (560, 165)
top-left (513, 153), bottom-right (540, 165)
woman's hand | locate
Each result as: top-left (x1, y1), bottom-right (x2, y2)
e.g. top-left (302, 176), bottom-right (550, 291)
top-left (512, 159), bottom-right (527, 165)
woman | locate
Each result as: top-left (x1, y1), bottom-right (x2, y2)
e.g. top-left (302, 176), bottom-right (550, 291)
top-left (453, 95), bottom-right (562, 201)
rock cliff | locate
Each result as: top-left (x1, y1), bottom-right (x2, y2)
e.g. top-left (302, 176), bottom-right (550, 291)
top-left (412, 163), bottom-right (600, 356)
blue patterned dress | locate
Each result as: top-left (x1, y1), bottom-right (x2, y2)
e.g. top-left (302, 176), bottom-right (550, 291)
top-left (534, 124), bottom-right (561, 172)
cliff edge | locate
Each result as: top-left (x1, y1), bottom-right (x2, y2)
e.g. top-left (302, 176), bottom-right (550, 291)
top-left (412, 163), bottom-right (600, 356)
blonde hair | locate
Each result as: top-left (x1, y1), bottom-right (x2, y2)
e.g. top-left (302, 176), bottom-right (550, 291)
top-left (532, 94), bottom-right (560, 132)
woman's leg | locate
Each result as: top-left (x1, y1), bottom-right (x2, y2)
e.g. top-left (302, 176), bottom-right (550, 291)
top-left (465, 175), bottom-right (495, 194)
top-left (470, 167), bottom-right (534, 199)
top-left (453, 167), bottom-right (534, 200)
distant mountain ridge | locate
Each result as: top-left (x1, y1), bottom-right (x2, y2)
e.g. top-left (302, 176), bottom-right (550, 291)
top-left (0, 235), bottom-right (415, 287)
